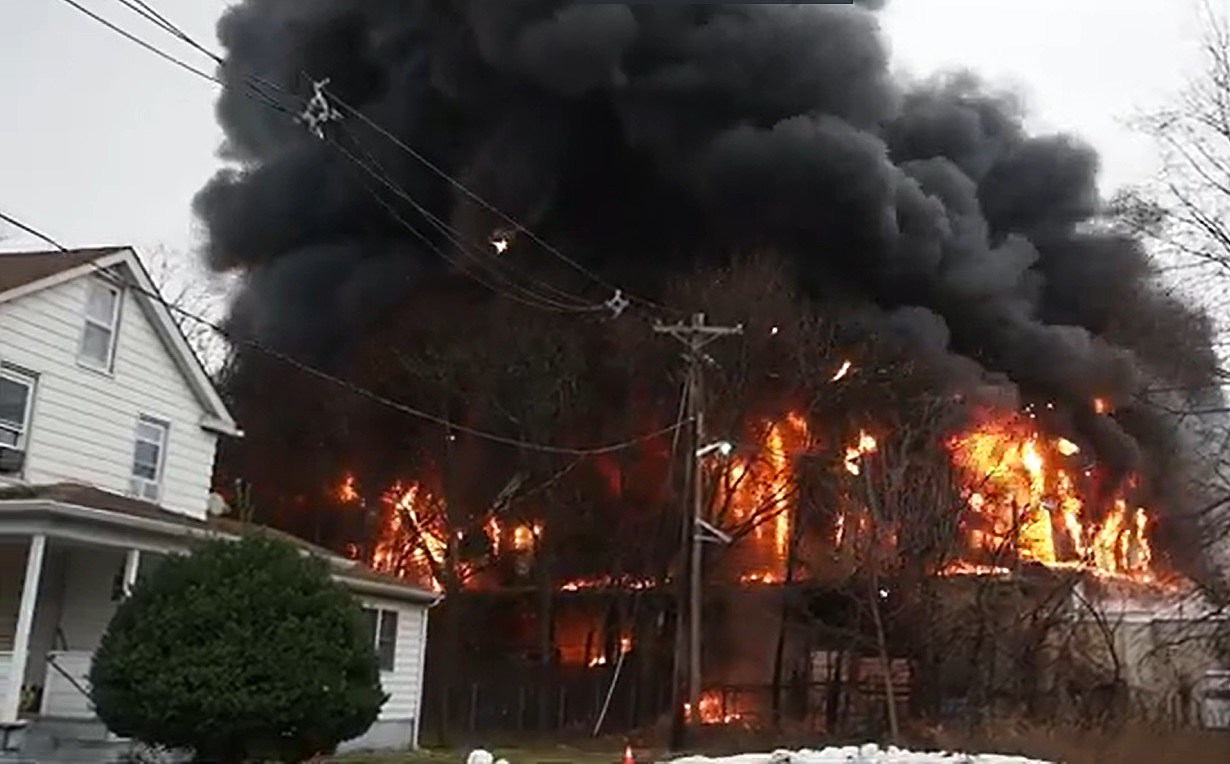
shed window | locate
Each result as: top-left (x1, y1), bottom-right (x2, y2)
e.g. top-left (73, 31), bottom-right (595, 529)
top-left (363, 607), bottom-right (398, 672)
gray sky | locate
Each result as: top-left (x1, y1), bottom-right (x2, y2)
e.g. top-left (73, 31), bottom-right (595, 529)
top-left (0, 0), bottom-right (1207, 257)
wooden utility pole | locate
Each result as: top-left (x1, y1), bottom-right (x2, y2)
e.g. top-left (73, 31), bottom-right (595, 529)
top-left (655, 312), bottom-right (742, 749)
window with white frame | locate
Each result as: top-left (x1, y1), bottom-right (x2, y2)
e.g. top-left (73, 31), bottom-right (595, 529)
top-left (0, 365), bottom-right (36, 451)
top-left (362, 607), bottom-right (399, 671)
top-left (129, 416), bottom-right (169, 501)
top-left (78, 279), bottom-right (121, 370)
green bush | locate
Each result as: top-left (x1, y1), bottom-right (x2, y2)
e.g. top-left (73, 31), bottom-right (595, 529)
top-left (89, 535), bottom-right (386, 763)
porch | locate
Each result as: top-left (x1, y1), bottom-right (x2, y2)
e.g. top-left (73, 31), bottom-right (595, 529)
top-left (0, 483), bottom-right (438, 759)
top-left (0, 535), bottom-right (158, 728)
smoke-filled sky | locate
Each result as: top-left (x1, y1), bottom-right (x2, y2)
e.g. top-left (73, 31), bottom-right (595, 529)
top-left (140, 0), bottom-right (1220, 503)
top-left (0, 0), bottom-right (1205, 254)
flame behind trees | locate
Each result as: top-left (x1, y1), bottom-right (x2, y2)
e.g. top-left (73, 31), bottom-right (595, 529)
top-left (947, 411), bottom-right (1155, 581)
top-left (220, 253), bottom-right (1206, 742)
top-left (340, 401), bottom-right (1164, 592)
top-left (302, 256), bottom-right (1173, 594)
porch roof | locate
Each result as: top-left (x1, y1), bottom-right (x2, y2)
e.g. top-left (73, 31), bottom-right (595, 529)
top-left (0, 483), bottom-right (440, 605)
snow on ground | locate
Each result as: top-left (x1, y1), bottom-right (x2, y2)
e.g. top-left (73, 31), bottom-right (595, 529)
top-left (666, 745), bottom-right (1053, 764)
top-left (465, 745), bottom-right (1053, 764)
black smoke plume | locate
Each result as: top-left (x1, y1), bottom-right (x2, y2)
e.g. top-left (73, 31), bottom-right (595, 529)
top-left (196, 2), bottom-right (1222, 528)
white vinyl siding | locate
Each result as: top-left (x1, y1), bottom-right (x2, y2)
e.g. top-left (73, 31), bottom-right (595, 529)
top-left (0, 365), bottom-right (35, 450)
top-left (361, 597), bottom-right (428, 721)
top-left (77, 279), bottom-right (121, 372)
top-left (0, 276), bottom-right (218, 518)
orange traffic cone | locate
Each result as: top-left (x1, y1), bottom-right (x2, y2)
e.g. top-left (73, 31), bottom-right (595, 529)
top-left (622, 744), bottom-right (635, 764)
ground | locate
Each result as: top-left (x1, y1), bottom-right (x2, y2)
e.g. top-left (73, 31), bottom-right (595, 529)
top-left (330, 727), bottom-right (1230, 764)
top-left (334, 748), bottom-right (632, 763)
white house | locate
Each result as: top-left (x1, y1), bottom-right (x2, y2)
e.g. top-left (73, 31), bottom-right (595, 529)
top-left (0, 247), bottom-right (437, 760)
top-left (1068, 578), bottom-right (1230, 729)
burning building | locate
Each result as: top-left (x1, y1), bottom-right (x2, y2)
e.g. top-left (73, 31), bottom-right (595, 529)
top-left (197, 0), bottom-right (1229, 738)
top-left (303, 398), bottom-right (1224, 734)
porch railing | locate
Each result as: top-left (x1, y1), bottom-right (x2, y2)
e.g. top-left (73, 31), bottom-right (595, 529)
top-left (41, 651), bottom-right (93, 719)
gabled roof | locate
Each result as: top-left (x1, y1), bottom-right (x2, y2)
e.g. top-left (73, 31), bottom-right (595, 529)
top-left (0, 482), bottom-right (441, 604)
top-left (0, 246), bottom-right (241, 437)
top-left (0, 247), bottom-right (127, 293)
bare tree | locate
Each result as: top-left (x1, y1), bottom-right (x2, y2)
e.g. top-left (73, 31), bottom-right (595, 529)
top-left (140, 245), bottom-right (233, 374)
top-left (1112, 0), bottom-right (1230, 611)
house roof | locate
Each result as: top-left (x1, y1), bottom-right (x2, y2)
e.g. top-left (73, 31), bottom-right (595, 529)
top-left (0, 481), bottom-right (198, 526)
top-left (0, 247), bottom-right (127, 294)
top-left (0, 246), bottom-right (241, 437)
top-left (0, 482), bottom-right (440, 604)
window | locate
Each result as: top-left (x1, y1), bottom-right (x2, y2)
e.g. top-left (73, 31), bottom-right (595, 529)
top-left (0, 366), bottom-right (35, 450)
top-left (78, 279), bottom-right (121, 370)
top-left (363, 607), bottom-right (398, 671)
top-left (129, 416), bottom-right (168, 501)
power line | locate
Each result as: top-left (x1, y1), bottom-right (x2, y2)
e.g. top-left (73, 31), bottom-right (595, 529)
top-left (327, 130), bottom-right (601, 313)
top-left (94, 0), bottom-right (656, 316)
top-left (35, 0), bottom-right (701, 447)
top-left (345, 160), bottom-right (586, 314)
top-left (57, 0), bottom-right (291, 115)
top-left (91, 0), bottom-right (611, 313)
top-left (116, 0), bottom-right (222, 64)
top-left (107, 0), bottom-right (299, 115)
top-left (56, 0), bottom-right (219, 86)
top-left (337, 125), bottom-right (606, 312)
top-left (0, 209), bottom-right (692, 456)
top-left (333, 97), bottom-right (686, 317)
top-left (114, 0), bottom-right (185, 42)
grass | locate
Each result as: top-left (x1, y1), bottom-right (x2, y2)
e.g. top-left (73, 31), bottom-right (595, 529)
top-left (924, 720), bottom-right (1230, 764)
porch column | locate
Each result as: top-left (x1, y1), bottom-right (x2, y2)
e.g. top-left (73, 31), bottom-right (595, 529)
top-left (2, 535), bottom-right (46, 723)
top-left (122, 549), bottom-right (141, 598)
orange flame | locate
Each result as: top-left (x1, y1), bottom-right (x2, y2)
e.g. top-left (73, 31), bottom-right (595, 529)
top-left (559, 575), bottom-right (656, 592)
top-left (586, 633), bottom-right (634, 667)
top-left (686, 690), bottom-right (743, 725)
top-left (337, 473), bottom-right (359, 503)
top-left (939, 560), bottom-right (1013, 577)
top-left (512, 524), bottom-right (537, 552)
top-left (844, 430), bottom-right (878, 475)
top-left (334, 399), bottom-right (1162, 595)
top-left (739, 571), bottom-right (783, 585)
top-left (718, 414), bottom-right (809, 582)
top-left (486, 516), bottom-right (502, 556)
top-left (369, 481), bottom-right (451, 591)
top-left (947, 411), bottom-right (1155, 582)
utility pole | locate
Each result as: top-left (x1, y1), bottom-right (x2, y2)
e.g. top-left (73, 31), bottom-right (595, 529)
top-left (655, 312), bottom-right (742, 749)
